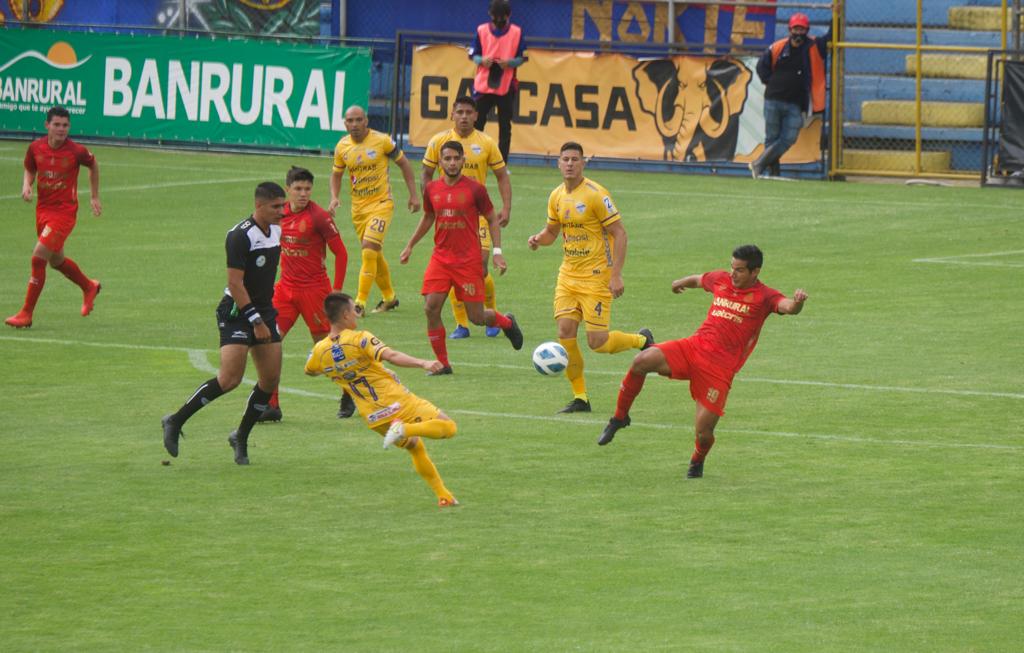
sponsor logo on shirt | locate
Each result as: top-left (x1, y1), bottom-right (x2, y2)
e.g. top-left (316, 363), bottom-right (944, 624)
top-left (368, 402), bottom-right (401, 423)
top-left (256, 255), bottom-right (266, 267)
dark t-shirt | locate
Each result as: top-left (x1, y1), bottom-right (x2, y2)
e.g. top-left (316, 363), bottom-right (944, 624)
top-left (765, 42), bottom-right (810, 108)
top-left (223, 216), bottom-right (281, 310)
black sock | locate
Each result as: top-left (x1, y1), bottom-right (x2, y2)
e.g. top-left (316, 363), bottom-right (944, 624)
top-left (173, 378), bottom-right (225, 425)
top-left (234, 384), bottom-right (273, 441)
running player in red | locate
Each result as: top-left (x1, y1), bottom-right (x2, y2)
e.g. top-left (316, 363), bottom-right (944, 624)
top-left (6, 106), bottom-right (102, 329)
top-left (258, 167), bottom-right (353, 422)
top-left (399, 140), bottom-right (523, 374)
top-left (598, 245), bottom-right (808, 479)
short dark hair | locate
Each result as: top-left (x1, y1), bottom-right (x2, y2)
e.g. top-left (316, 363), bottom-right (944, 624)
top-left (324, 291), bottom-right (354, 322)
top-left (46, 106), bottom-right (70, 122)
top-left (732, 244), bottom-right (764, 270)
top-left (254, 181), bottom-right (286, 201)
top-left (453, 96), bottom-right (477, 110)
top-left (560, 141), bottom-right (584, 156)
top-left (489, 0), bottom-right (510, 18)
top-left (441, 140), bottom-right (465, 156)
top-left (286, 166), bottom-right (314, 186)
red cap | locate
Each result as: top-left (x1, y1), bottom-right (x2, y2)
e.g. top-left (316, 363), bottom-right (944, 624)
top-left (789, 13), bottom-right (810, 29)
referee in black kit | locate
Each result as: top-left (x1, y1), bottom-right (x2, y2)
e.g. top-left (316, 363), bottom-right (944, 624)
top-left (162, 182), bottom-right (287, 465)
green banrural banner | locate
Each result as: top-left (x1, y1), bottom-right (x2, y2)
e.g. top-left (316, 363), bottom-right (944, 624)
top-left (0, 30), bottom-right (371, 150)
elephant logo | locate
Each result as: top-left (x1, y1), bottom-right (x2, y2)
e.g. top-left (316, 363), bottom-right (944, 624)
top-left (633, 57), bottom-right (752, 162)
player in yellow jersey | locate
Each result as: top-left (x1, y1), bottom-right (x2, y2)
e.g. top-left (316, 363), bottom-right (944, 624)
top-left (305, 291), bottom-right (460, 507)
top-left (528, 142), bottom-right (653, 413)
top-left (328, 106), bottom-right (421, 316)
top-left (421, 96), bottom-right (512, 340)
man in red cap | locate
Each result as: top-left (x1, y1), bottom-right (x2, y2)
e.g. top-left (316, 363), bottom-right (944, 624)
top-left (750, 13), bottom-right (831, 178)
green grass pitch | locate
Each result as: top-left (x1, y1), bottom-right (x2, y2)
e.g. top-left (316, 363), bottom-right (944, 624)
top-left (1, 140), bottom-right (1021, 651)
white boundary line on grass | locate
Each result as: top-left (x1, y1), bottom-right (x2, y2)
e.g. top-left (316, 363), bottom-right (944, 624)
top-left (2, 335), bottom-right (1022, 452)
top-left (912, 250), bottom-right (1024, 269)
top-left (0, 176), bottom-right (269, 200)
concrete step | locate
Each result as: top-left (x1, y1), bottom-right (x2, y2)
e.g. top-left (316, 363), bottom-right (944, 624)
top-left (949, 6), bottom-right (1023, 31)
top-left (844, 25), bottom-right (1001, 47)
top-left (844, 76), bottom-right (986, 122)
top-left (842, 0), bottom-right (1001, 27)
top-left (905, 53), bottom-right (988, 79)
top-left (840, 148), bottom-right (952, 173)
top-left (860, 100), bottom-right (985, 127)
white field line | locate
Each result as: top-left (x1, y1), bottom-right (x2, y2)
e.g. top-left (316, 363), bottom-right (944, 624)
top-left (0, 176), bottom-right (269, 200)
top-left (913, 250), bottom-right (1024, 268)
top-left (2, 335), bottom-right (1023, 452)
top-left (0, 155), bottom-right (265, 174)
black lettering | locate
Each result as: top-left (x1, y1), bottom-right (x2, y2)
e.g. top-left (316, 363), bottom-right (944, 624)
top-left (514, 81), bottom-right (537, 123)
top-left (602, 87), bottom-right (636, 130)
top-left (541, 83), bottom-right (572, 127)
top-left (574, 85), bottom-right (599, 129)
top-left (456, 78), bottom-right (476, 101)
top-left (421, 76), bottom-right (448, 119)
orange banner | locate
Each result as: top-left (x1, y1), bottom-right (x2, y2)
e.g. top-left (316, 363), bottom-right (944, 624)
top-left (409, 45), bottom-right (821, 164)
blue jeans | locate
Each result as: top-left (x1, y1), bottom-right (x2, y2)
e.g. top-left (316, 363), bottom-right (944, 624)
top-left (758, 99), bottom-right (804, 170)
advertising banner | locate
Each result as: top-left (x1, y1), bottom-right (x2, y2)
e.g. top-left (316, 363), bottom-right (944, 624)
top-left (410, 45), bottom-right (821, 164)
top-left (0, 30), bottom-right (370, 150)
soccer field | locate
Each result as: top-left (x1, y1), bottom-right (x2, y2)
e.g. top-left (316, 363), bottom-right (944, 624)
top-left (1, 140), bottom-right (1021, 652)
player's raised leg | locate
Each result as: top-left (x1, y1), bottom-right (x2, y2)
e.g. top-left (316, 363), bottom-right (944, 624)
top-left (464, 300), bottom-right (522, 350)
top-left (598, 346), bottom-right (669, 445)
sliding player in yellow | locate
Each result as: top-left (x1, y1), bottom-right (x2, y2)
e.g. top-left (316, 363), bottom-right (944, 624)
top-left (528, 141), bottom-right (653, 413)
top-left (329, 105), bottom-right (420, 316)
top-left (305, 291), bottom-right (460, 507)
top-left (421, 96), bottom-right (512, 339)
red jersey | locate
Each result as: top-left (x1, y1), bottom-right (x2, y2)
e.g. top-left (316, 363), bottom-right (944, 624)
top-left (422, 176), bottom-right (493, 266)
top-left (24, 136), bottom-right (95, 215)
top-left (278, 200), bottom-right (345, 289)
top-left (690, 270), bottom-right (785, 378)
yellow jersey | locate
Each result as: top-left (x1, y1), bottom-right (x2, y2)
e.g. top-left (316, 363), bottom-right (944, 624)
top-left (546, 177), bottom-right (621, 282)
top-left (422, 128), bottom-right (505, 184)
top-left (332, 130), bottom-right (403, 210)
top-left (305, 329), bottom-right (415, 427)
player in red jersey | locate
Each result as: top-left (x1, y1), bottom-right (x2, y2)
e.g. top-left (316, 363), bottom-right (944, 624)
top-left (6, 106), bottom-right (102, 329)
top-left (258, 166), bottom-right (354, 423)
top-left (598, 245), bottom-right (808, 479)
top-left (399, 140), bottom-right (523, 374)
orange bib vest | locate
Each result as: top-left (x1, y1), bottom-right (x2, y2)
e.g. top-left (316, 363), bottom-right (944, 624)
top-left (474, 23), bottom-right (522, 96)
top-left (769, 37), bottom-right (826, 113)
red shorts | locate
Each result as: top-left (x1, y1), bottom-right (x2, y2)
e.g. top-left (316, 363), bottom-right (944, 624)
top-left (654, 337), bottom-right (732, 416)
top-left (36, 210), bottom-right (76, 251)
top-left (422, 257), bottom-right (485, 302)
top-left (272, 279), bottom-right (332, 339)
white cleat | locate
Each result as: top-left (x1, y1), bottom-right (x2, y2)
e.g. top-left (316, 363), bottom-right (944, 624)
top-left (383, 419), bottom-right (405, 449)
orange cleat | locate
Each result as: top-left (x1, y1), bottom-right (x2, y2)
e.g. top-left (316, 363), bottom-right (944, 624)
top-left (4, 311), bottom-right (33, 328)
top-left (438, 497), bottom-right (461, 508)
top-left (81, 280), bottom-right (101, 316)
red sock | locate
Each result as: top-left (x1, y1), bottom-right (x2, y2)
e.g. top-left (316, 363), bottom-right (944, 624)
top-left (427, 326), bottom-right (449, 367)
top-left (57, 257), bottom-right (91, 291)
top-left (489, 310), bottom-right (512, 329)
top-left (269, 389), bottom-right (280, 409)
top-left (614, 369), bottom-right (647, 420)
top-left (691, 435), bottom-right (715, 463)
top-left (22, 256), bottom-right (48, 314)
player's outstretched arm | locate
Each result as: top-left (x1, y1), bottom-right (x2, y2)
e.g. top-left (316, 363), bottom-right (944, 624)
top-left (382, 348), bottom-right (444, 373)
top-left (777, 289), bottom-right (808, 315)
top-left (671, 274), bottom-right (703, 294)
top-left (22, 168), bottom-right (35, 202)
top-left (527, 222), bottom-right (559, 250)
top-left (86, 159), bottom-right (101, 216)
top-left (397, 156), bottom-right (421, 213)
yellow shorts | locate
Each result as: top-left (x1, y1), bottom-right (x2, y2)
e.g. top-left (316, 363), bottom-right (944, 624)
top-left (353, 201), bottom-right (395, 246)
top-left (553, 276), bottom-right (612, 332)
top-left (368, 394), bottom-right (440, 433)
top-left (478, 216), bottom-right (492, 251)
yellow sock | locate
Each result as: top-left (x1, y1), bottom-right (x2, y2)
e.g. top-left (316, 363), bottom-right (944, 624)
top-left (484, 272), bottom-right (496, 310)
top-left (404, 417), bottom-right (457, 440)
top-left (593, 330), bottom-right (645, 354)
top-left (405, 438), bottom-right (454, 501)
top-left (449, 288), bottom-right (469, 327)
top-left (357, 248), bottom-right (377, 306)
top-left (375, 251), bottom-right (395, 302)
top-left (559, 337), bottom-right (587, 399)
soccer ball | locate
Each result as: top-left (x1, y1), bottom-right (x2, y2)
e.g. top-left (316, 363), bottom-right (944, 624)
top-left (532, 341), bottom-right (569, 376)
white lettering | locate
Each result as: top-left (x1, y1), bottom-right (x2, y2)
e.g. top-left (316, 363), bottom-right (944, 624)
top-left (331, 71), bottom-right (346, 131)
top-left (104, 57), bottom-right (133, 117)
top-left (200, 61), bottom-right (231, 123)
top-left (26, 78), bottom-right (39, 103)
top-left (132, 59), bottom-right (165, 119)
top-left (296, 69), bottom-right (329, 130)
top-left (167, 60), bottom-right (199, 121)
top-left (262, 65), bottom-right (293, 127)
top-left (230, 63), bottom-right (262, 126)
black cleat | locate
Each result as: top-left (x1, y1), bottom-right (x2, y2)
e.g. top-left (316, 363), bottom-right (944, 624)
top-left (161, 414), bottom-right (183, 457)
top-left (598, 415), bottom-right (630, 446)
top-left (558, 398), bottom-right (592, 414)
top-left (228, 430), bottom-right (250, 465)
top-left (638, 328), bottom-right (654, 350)
top-left (501, 313), bottom-right (524, 350)
top-left (427, 366), bottom-right (453, 376)
top-left (337, 393), bottom-right (356, 418)
top-left (372, 297), bottom-right (400, 313)
top-left (686, 461), bottom-right (704, 479)
top-left (256, 407), bottom-right (282, 423)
